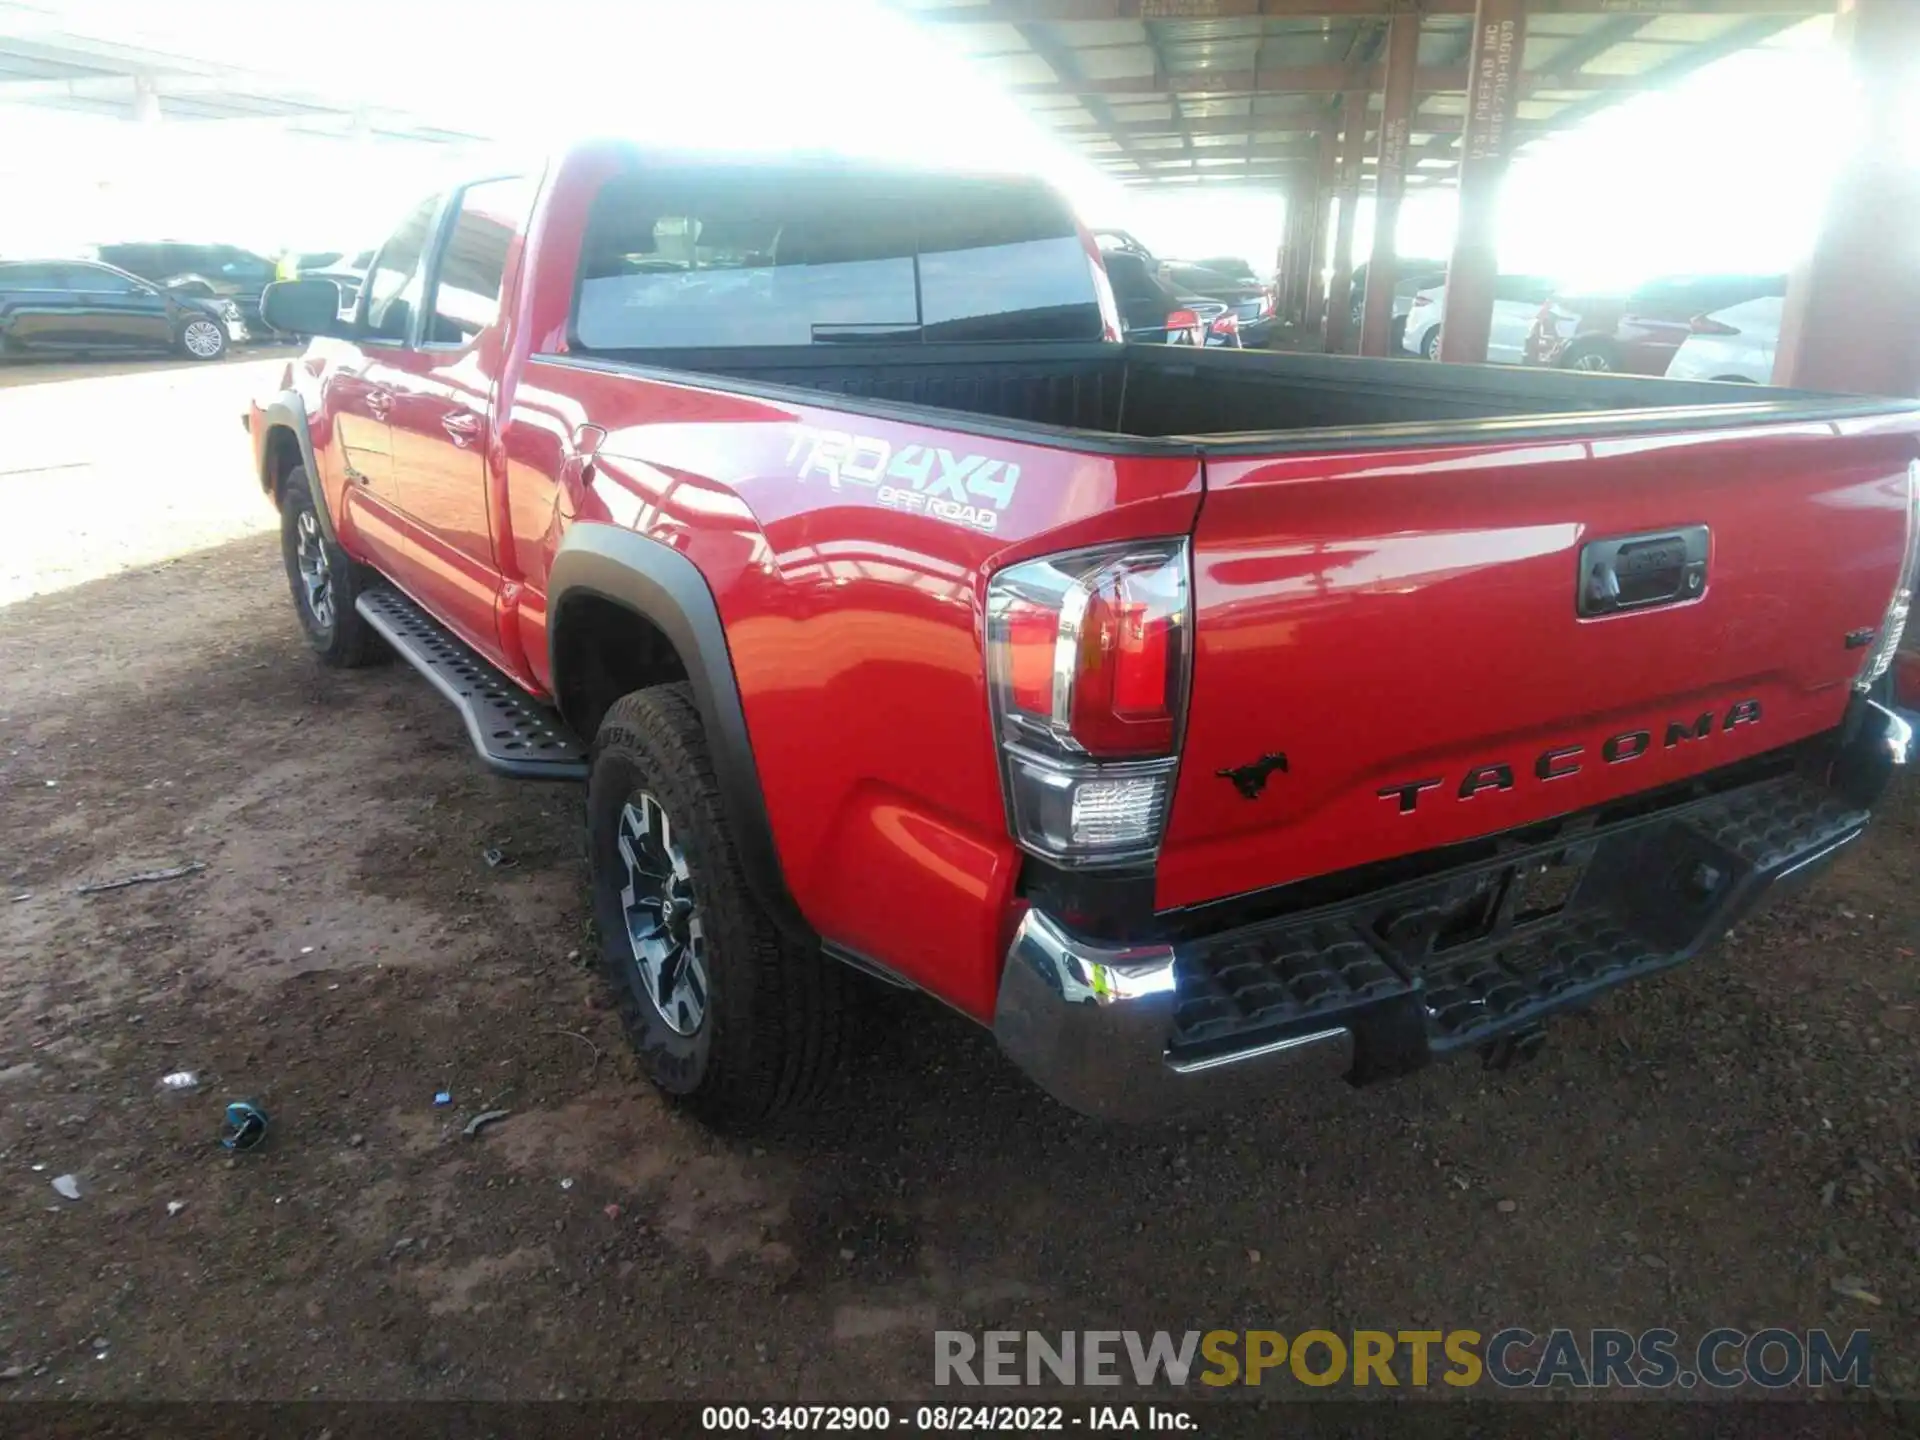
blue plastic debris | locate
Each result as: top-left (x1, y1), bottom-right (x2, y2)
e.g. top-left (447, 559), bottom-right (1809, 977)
top-left (433, 1090), bottom-right (452, 1107)
top-left (221, 1101), bottom-right (269, 1152)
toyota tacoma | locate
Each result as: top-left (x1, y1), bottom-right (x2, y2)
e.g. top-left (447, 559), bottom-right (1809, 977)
top-left (248, 142), bottom-right (1918, 1129)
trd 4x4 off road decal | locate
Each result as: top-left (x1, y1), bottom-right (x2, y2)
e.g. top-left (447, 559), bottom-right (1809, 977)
top-left (786, 427), bottom-right (1020, 534)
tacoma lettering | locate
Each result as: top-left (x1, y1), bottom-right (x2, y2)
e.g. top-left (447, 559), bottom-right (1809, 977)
top-left (1378, 700), bottom-right (1762, 814)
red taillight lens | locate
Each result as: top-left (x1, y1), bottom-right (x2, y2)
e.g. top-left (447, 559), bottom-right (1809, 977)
top-left (1001, 597), bottom-right (1060, 716)
top-left (1208, 311), bottom-right (1239, 337)
top-left (986, 542), bottom-right (1192, 864)
top-left (1689, 313), bottom-right (1740, 336)
top-left (1258, 289), bottom-right (1275, 317)
top-left (1067, 561), bottom-right (1183, 756)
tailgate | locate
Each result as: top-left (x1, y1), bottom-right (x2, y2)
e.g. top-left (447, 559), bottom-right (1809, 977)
top-left (1157, 417), bottom-right (1917, 912)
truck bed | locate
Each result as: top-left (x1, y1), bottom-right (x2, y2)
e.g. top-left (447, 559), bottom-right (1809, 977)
top-left (560, 341), bottom-right (1906, 451)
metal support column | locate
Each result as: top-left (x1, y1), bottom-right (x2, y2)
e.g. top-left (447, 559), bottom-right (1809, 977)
top-left (1278, 185), bottom-right (1307, 322)
top-left (1360, 7), bottom-right (1420, 357)
top-left (1438, 0), bottom-right (1527, 364)
top-left (1303, 127), bottom-right (1338, 333)
top-left (1323, 89), bottom-right (1370, 353)
top-left (1774, 0), bottom-right (1920, 395)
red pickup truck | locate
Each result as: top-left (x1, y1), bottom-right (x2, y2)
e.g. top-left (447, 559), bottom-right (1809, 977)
top-left (250, 142), bottom-right (1918, 1130)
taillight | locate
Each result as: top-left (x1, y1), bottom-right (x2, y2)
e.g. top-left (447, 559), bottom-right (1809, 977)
top-left (1258, 289), bottom-right (1275, 317)
top-left (1164, 308), bottom-right (1202, 346)
top-left (1856, 460), bottom-right (1920, 693)
top-left (1411, 291), bottom-right (1435, 309)
top-left (1209, 311), bottom-right (1239, 338)
top-left (986, 541), bottom-right (1192, 865)
top-left (1689, 313), bottom-right (1740, 336)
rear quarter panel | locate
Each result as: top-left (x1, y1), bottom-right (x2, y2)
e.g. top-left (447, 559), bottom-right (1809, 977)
top-left (511, 359), bottom-right (1201, 1018)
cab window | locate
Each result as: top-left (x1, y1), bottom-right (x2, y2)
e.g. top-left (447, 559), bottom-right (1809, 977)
top-left (571, 164), bottom-right (1101, 350)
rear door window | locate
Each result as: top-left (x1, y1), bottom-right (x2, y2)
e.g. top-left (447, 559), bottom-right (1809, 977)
top-left (572, 166), bottom-right (1100, 349)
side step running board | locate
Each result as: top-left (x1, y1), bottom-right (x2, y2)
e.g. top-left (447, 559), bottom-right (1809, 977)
top-left (355, 589), bottom-right (589, 781)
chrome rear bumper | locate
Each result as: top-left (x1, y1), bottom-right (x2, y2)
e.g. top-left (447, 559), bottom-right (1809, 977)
top-left (991, 703), bottom-right (1910, 1122)
top-left (992, 910), bottom-right (1354, 1121)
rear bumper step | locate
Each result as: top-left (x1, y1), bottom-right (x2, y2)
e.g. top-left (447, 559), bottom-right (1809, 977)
top-left (993, 705), bottom-right (1910, 1120)
top-left (356, 589), bottom-right (588, 781)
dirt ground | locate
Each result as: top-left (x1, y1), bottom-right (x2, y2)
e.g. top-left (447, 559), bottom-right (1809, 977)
top-left (0, 358), bottom-right (1915, 1406)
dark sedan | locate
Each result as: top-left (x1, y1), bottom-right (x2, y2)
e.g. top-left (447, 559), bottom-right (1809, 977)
top-left (91, 241), bottom-right (279, 337)
top-left (0, 259), bottom-right (243, 361)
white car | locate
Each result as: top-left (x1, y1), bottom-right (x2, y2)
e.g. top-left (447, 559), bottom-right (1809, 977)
top-left (1662, 295), bottom-right (1782, 384)
top-left (1400, 275), bottom-right (1557, 364)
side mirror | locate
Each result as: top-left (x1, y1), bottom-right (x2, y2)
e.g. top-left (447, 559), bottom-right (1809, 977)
top-left (261, 279), bottom-right (346, 338)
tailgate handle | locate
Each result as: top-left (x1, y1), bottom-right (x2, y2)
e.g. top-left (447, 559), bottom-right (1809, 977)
top-left (1578, 525), bottom-right (1708, 617)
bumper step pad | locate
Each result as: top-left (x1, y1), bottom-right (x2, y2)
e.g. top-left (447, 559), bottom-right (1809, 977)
top-left (356, 589), bottom-right (588, 781)
top-left (1169, 774), bottom-right (1867, 1074)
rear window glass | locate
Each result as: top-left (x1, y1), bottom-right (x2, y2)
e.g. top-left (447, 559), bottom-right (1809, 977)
top-left (572, 167), bottom-right (1101, 349)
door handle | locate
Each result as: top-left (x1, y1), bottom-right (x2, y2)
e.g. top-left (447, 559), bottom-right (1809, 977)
top-left (365, 389), bottom-right (393, 420)
top-left (441, 411), bottom-right (483, 447)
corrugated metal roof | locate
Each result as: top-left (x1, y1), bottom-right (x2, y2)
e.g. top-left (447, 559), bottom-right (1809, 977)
top-left (887, 0), bottom-right (1828, 190)
top-left (0, 19), bottom-right (487, 143)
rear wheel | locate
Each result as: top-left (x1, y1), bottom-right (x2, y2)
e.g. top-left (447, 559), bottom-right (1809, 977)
top-left (1420, 325), bottom-right (1441, 361)
top-left (279, 468), bottom-right (379, 667)
top-left (178, 316), bottom-right (228, 361)
top-left (588, 684), bottom-right (849, 1131)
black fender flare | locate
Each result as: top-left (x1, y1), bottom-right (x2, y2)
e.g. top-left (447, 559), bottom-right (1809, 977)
top-left (547, 524), bottom-right (807, 938)
top-left (255, 392), bottom-right (337, 543)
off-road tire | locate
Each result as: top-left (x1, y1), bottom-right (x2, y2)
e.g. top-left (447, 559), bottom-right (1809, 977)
top-left (279, 467), bottom-right (379, 667)
top-left (588, 684), bottom-right (849, 1131)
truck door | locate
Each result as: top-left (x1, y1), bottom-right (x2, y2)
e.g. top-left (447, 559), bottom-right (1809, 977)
top-left (376, 176), bottom-right (534, 664)
top-left (329, 194), bottom-right (441, 581)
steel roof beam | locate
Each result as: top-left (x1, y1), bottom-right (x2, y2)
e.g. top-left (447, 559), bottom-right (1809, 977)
top-left (905, 0), bottom-right (1823, 19)
top-left (1008, 64), bottom-right (1675, 96)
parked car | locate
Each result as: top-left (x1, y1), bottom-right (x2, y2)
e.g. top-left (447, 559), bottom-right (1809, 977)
top-left (1401, 274), bottom-right (1558, 363)
top-left (1347, 260), bottom-right (1448, 351)
top-left (1094, 230), bottom-right (1275, 346)
top-left (1191, 255), bottom-right (1263, 285)
top-left (0, 258), bottom-right (243, 360)
top-left (250, 141), bottom-right (1916, 1131)
top-left (1102, 251), bottom-right (1241, 347)
top-left (1535, 274), bottom-right (1788, 375)
top-left (1662, 295), bottom-right (1784, 384)
top-left (92, 241), bottom-right (280, 335)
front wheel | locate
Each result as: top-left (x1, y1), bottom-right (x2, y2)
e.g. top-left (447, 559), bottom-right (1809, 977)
top-left (588, 683), bottom-right (849, 1131)
top-left (177, 316), bottom-right (228, 361)
top-left (279, 468), bottom-right (379, 666)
